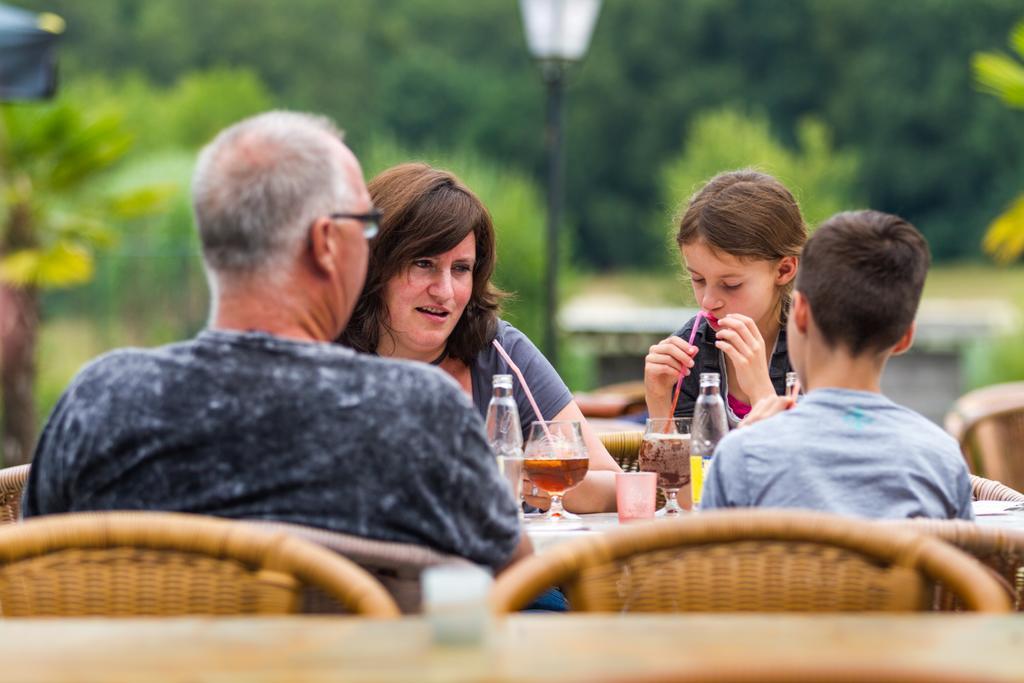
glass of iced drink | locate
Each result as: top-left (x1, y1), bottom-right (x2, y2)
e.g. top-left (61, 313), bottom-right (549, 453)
top-left (639, 417), bottom-right (692, 516)
top-left (523, 420), bottom-right (589, 523)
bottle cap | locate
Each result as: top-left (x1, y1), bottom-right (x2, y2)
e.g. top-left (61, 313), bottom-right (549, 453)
top-left (491, 374), bottom-right (513, 389)
top-left (699, 372), bottom-right (720, 387)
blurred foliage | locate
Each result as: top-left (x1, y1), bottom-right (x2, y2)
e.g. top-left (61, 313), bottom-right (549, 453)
top-left (973, 18), bottom-right (1024, 264)
top-left (9, 0), bottom-right (1024, 406)
top-left (0, 100), bottom-right (173, 289)
top-left (11, 0), bottom-right (1024, 267)
top-left (964, 333), bottom-right (1024, 390)
top-left (63, 69), bottom-right (274, 154)
top-left (47, 151), bottom-right (209, 350)
top-left (973, 21), bottom-right (1024, 107)
top-left (43, 68), bottom-right (280, 346)
top-left (658, 108), bottom-right (860, 264)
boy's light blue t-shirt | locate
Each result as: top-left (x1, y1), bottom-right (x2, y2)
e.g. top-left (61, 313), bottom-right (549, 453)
top-left (701, 388), bottom-right (974, 520)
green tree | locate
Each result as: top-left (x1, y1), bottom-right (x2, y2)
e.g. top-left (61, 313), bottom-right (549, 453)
top-left (0, 100), bottom-right (172, 465)
top-left (11, 0), bottom-right (1024, 265)
top-left (658, 108), bottom-right (860, 264)
top-left (973, 19), bottom-right (1024, 263)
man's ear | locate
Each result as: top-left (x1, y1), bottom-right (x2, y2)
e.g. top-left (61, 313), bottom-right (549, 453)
top-left (791, 290), bottom-right (809, 334)
top-left (308, 218), bottom-right (339, 276)
top-left (776, 255), bottom-right (798, 286)
top-left (891, 321), bottom-right (916, 356)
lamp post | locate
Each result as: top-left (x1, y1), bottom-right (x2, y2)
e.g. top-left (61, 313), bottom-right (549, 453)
top-left (519, 0), bottom-right (601, 368)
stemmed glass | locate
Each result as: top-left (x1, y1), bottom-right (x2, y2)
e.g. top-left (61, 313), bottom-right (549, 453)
top-left (639, 417), bottom-right (692, 516)
top-left (523, 420), bottom-right (589, 523)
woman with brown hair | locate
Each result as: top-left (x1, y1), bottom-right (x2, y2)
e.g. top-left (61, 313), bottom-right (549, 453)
top-left (341, 162), bottom-right (619, 513)
top-left (644, 169), bottom-right (808, 426)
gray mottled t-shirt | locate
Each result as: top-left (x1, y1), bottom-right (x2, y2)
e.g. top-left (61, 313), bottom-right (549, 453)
top-left (23, 329), bottom-right (521, 570)
top-left (470, 320), bottom-right (573, 441)
top-left (701, 388), bottom-right (974, 520)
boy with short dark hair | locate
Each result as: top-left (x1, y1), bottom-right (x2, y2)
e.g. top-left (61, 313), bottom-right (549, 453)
top-left (701, 210), bottom-right (973, 520)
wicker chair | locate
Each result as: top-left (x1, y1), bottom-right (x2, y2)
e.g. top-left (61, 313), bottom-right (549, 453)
top-left (970, 474), bottom-right (1024, 502)
top-left (491, 509), bottom-right (1011, 614)
top-left (244, 520), bottom-right (473, 614)
top-left (884, 518), bottom-right (1024, 611)
top-left (0, 511), bottom-right (399, 617)
top-left (599, 430), bottom-right (643, 472)
top-left (0, 465), bottom-right (29, 524)
top-left (945, 382), bottom-right (1024, 490)
top-left (600, 430), bottom-right (671, 508)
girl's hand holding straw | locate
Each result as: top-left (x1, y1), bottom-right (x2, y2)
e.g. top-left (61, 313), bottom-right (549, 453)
top-left (712, 313), bottom-right (778, 406)
top-left (642, 312), bottom-right (703, 418)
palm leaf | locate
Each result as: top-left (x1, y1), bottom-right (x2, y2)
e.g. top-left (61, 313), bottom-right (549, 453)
top-left (0, 241), bottom-right (94, 288)
top-left (982, 194), bottom-right (1024, 264)
top-left (104, 183), bottom-right (178, 218)
top-left (1011, 20), bottom-right (1024, 59)
top-left (48, 112), bottom-right (135, 190)
top-left (49, 212), bottom-right (117, 248)
top-left (972, 52), bottom-right (1024, 108)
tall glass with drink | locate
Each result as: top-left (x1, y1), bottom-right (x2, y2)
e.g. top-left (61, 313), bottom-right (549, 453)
top-left (639, 417), bottom-right (692, 516)
top-left (523, 420), bottom-right (588, 523)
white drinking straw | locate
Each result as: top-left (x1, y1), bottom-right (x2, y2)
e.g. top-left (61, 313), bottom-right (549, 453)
top-left (491, 339), bottom-right (551, 438)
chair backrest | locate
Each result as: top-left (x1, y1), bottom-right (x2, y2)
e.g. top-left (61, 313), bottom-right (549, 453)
top-left (884, 518), bottom-right (1024, 611)
top-left (491, 509), bottom-right (1011, 614)
top-left (945, 382), bottom-right (1024, 490)
top-left (0, 464), bottom-right (30, 524)
top-left (600, 430), bottom-right (667, 507)
top-left (970, 474), bottom-right (1024, 503)
top-left (0, 511), bottom-right (399, 617)
top-left (599, 430), bottom-right (643, 472)
top-left (244, 520), bottom-right (474, 614)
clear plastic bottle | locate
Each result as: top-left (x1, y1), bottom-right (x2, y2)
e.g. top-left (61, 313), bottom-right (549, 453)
top-left (785, 371), bottom-right (800, 399)
top-left (485, 374), bottom-right (524, 514)
top-left (690, 372), bottom-right (729, 509)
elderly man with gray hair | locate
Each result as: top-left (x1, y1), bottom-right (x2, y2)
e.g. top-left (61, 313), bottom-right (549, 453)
top-left (23, 111), bottom-right (531, 573)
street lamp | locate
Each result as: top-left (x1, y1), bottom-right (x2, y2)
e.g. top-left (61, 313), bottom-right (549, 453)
top-left (519, 0), bottom-right (601, 368)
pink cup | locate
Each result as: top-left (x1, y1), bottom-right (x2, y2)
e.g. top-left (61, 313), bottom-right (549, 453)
top-left (616, 472), bottom-right (658, 523)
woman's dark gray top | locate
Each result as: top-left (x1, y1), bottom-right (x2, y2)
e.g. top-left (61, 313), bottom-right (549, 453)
top-left (23, 329), bottom-right (521, 570)
top-left (470, 320), bottom-right (574, 440)
top-left (672, 315), bottom-right (791, 426)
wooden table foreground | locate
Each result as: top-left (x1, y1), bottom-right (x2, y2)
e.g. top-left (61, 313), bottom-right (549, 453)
top-left (5, 614), bottom-right (1024, 683)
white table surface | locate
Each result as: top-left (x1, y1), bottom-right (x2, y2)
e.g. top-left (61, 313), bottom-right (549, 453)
top-left (526, 501), bottom-right (1024, 553)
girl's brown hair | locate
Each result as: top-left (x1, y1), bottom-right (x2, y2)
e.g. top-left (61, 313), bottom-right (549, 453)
top-left (339, 162), bottom-right (504, 363)
top-left (676, 169), bottom-right (807, 311)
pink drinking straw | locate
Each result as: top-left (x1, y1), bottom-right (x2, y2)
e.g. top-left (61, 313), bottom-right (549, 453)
top-left (668, 311), bottom-right (705, 416)
top-left (492, 339), bottom-right (552, 438)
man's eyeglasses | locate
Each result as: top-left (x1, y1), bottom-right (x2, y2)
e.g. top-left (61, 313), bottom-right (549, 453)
top-left (330, 209), bottom-right (381, 239)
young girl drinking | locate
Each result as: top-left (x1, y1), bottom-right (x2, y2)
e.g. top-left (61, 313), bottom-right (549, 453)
top-left (645, 169), bottom-right (807, 426)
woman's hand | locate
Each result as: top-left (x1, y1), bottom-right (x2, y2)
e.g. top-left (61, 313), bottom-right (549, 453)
top-left (644, 336), bottom-right (698, 418)
top-left (713, 314), bottom-right (776, 405)
top-left (522, 478), bottom-right (551, 511)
